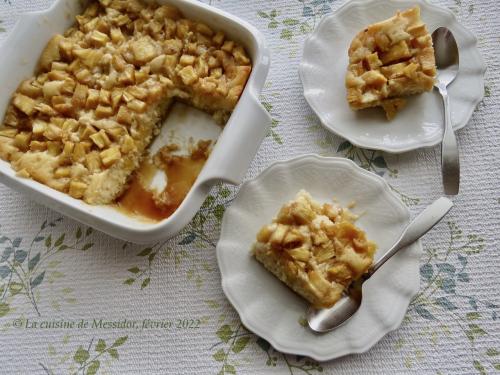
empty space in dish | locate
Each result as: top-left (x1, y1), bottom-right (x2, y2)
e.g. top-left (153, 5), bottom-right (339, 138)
top-left (146, 103), bottom-right (221, 190)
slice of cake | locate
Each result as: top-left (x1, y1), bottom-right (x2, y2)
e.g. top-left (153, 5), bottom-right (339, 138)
top-left (345, 6), bottom-right (436, 119)
top-left (252, 190), bottom-right (376, 309)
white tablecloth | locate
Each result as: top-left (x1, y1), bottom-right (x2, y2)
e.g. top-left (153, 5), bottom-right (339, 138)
top-left (0, 0), bottom-right (498, 374)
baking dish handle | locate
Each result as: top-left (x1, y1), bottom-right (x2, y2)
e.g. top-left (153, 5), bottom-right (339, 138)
top-left (199, 93), bottom-right (271, 186)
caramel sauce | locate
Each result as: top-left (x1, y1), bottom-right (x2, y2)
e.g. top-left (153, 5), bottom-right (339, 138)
top-left (117, 150), bottom-right (207, 222)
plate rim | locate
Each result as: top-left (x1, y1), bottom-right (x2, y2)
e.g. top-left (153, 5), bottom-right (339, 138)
top-left (216, 154), bottom-right (421, 361)
top-left (298, 0), bottom-right (486, 154)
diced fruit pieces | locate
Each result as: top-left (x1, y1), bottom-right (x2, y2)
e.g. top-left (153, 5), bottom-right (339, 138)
top-left (100, 146), bottom-right (121, 167)
top-left (69, 181), bottom-right (88, 198)
top-left (12, 94), bottom-right (36, 116)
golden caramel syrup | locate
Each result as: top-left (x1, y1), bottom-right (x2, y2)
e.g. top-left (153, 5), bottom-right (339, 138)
top-left (117, 154), bottom-right (206, 222)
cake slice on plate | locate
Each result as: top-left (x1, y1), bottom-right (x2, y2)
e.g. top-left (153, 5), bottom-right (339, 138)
top-left (345, 6), bottom-right (436, 119)
top-left (252, 190), bottom-right (376, 309)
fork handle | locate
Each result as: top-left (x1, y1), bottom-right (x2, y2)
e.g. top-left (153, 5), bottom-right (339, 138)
top-left (439, 86), bottom-right (460, 195)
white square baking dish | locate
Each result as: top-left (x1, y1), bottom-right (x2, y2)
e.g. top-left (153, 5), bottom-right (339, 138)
top-left (0, 0), bottom-right (271, 243)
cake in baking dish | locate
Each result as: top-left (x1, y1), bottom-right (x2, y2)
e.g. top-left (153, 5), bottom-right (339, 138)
top-left (0, 0), bottom-right (251, 204)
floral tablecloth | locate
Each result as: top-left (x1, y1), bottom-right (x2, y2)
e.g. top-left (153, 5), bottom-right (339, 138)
top-left (0, 0), bottom-right (499, 374)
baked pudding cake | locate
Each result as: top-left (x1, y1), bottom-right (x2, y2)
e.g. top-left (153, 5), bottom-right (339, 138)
top-left (0, 0), bottom-right (251, 205)
top-left (252, 190), bottom-right (376, 309)
top-left (345, 6), bottom-right (436, 119)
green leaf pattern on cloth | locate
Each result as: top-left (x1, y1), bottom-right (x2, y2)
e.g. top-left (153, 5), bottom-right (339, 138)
top-left (39, 335), bottom-right (128, 374)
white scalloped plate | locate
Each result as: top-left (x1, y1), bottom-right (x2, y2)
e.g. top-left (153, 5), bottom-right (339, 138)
top-left (216, 155), bottom-right (421, 361)
top-left (299, 0), bottom-right (485, 153)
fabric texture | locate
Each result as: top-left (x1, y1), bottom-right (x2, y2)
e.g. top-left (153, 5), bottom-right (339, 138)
top-left (0, 0), bottom-right (498, 374)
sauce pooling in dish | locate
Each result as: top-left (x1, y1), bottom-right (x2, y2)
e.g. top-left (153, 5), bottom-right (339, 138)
top-left (117, 141), bottom-right (210, 221)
